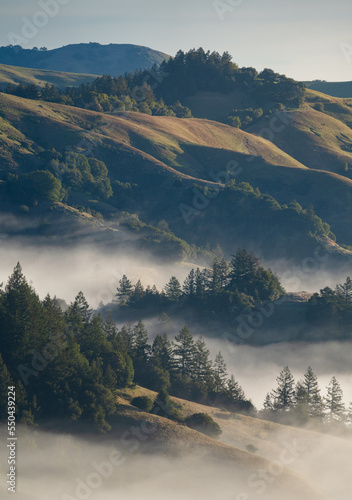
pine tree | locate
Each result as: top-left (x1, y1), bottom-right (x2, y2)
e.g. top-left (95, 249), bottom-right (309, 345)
top-left (182, 269), bottom-right (196, 298)
top-left (73, 291), bottom-right (92, 326)
top-left (263, 393), bottom-right (273, 410)
top-left (271, 367), bottom-right (296, 411)
top-left (346, 402), bottom-right (352, 428)
top-left (303, 367), bottom-right (324, 419)
top-left (325, 376), bottom-right (346, 423)
top-left (173, 326), bottom-right (195, 378)
top-left (129, 280), bottom-right (145, 304)
top-left (116, 275), bottom-right (133, 303)
top-left (228, 249), bottom-right (260, 294)
top-left (132, 320), bottom-right (150, 363)
top-left (164, 276), bottom-right (181, 301)
top-left (213, 352), bottom-right (228, 392)
top-left (151, 334), bottom-right (174, 372)
top-left (226, 375), bottom-right (245, 401)
top-left (193, 337), bottom-right (212, 384)
top-left (335, 277), bottom-right (352, 303)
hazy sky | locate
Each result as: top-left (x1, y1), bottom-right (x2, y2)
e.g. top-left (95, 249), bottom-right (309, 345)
top-left (1, 0), bottom-right (352, 81)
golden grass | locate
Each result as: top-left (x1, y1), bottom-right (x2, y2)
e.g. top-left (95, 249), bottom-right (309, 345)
top-left (0, 63), bottom-right (97, 89)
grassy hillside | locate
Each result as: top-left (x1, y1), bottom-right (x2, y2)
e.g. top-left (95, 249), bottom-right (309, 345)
top-left (116, 385), bottom-right (350, 499)
top-left (0, 63), bottom-right (97, 89)
top-left (0, 43), bottom-right (170, 76)
top-left (305, 80), bottom-right (352, 98)
top-left (1, 92), bottom-right (352, 261)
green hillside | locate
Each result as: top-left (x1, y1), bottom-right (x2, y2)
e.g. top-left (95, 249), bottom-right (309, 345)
top-left (1, 92), bottom-right (352, 263)
top-left (305, 80), bottom-right (352, 98)
top-left (0, 43), bottom-right (170, 76)
top-left (0, 63), bottom-right (97, 89)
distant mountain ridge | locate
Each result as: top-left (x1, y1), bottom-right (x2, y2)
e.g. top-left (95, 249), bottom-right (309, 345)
top-left (0, 43), bottom-right (170, 76)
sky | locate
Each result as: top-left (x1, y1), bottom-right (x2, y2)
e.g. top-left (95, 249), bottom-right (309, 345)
top-left (0, 0), bottom-right (352, 81)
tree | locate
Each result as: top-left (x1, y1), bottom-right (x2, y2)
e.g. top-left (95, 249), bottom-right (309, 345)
top-left (182, 269), bottom-right (196, 298)
top-left (271, 367), bottom-right (296, 411)
top-left (151, 334), bottom-right (174, 372)
top-left (73, 291), bottom-right (92, 326)
top-left (325, 376), bottom-right (346, 423)
top-left (226, 375), bottom-right (245, 401)
top-left (335, 277), bottom-right (352, 303)
top-left (132, 320), bottom-right (150, 364)
top-left (213, 352), bottom-right (228, 392)
top-left (173, 326), bottom-right (195, 378)
top-left (193, 337), bottom-right (212, 384)
top-left (116, 275), bottom-right (133, 303)
top-left (151, 387), bottom-right (180, 421)
top-left (164, 276), bottom-right (181, 301)
top-left (263, 393), bottom-right (273, 411)
top-left (303, 367), bottom-right (324, 419)
top-left (185, 413), bottom-right (221, 437)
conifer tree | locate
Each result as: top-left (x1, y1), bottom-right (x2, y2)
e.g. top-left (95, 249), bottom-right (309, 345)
top-left (325, 376), bottom-right (346, 423)
top-left (213, 352), bottom-right (228, 392)
top-left (116, 275), bottom-right (133, 303)
top-left (173, 326), bottom-right (195, 378)
top-left (193, 337), bottom-right (212, 384)
top-left (303, 367), bottom-right (324, 419)
top-left (271, 366), bottom-right (296, 411)
top-left (164, 276), bottom-right (181, 301)
top-left (227, 375), bottom-right (245, 401)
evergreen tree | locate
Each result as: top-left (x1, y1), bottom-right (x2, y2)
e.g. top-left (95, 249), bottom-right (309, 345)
top-left (129, 280), bottom-right (145, 304)
top-left (173, 326), bottom-right (195, 378)
top-left (303, 367), bottom-right (324, 419)
top-left (132, 320), bottom-right (150, 363)
top-left (164, 276), bottom-right (181, 301)
top-left (346, 402), bottom-right (352, 428)
top-left (193, 337), bottom-right (212, 384)
top-left (213, 352), bottom-right (228, 392)
top-left (263, 392), bottom-right (273, 410)
top-left (335, 277), bottom-right (352, 303)
top-left (226, 375), bottom-right (245, 401)
top-left (182, 269), bottom-right (196, 298)
top-left (73, 291), bottom-right (92, 326)
top-left (325, 376), bottom-right (346, 423)
top-left (151, 386), bottom-right (180, 421)
top-left (151, 334), bottom-right (174, 372)
top-left (271, 366), bottom-right (296, 411)
top-left (116, 275), bottom-right (133, 303)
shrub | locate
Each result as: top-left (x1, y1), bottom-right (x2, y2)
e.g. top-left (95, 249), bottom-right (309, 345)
top-left (131, 395), bottom-right (153, 412)
top-left (185, 413), bottom-right (222, 438)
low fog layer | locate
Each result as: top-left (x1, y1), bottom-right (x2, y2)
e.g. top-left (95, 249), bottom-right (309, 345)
top-left (0, 241), bottom-right (192, 308)
top-left (0, 426), bottom-right (351, 500)
top-left (202, 339), bottom-right (352, 409)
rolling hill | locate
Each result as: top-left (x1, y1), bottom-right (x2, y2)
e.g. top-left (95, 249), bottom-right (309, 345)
top-left (1, 91), bottom-right (352, 263)
top-left (0, 43), bottom-right (170, 76)
top-left (305, 80), bottom-right (352, 98)
top-left (0, 63), bottom-right (98, 89)
top-left (112, 385), bottom-right (351, 500)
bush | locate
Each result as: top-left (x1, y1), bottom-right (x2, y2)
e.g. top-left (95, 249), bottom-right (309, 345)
top-left (151, 387), bottom-right (182, 421)
top-left (131, 395), bottom-right (153, 412)
top-left (185, 413), bottom-right (222, 438)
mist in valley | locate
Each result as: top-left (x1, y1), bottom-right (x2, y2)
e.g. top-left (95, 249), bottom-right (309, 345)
top-left (1, 241), bottom-right (352, 500)
top-left (0, 425), bottom-right (351, 500)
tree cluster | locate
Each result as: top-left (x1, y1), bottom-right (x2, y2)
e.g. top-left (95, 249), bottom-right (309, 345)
top-left (306, 277), bottom-right (352, 336)
top-left (1, 48), bottom-right (305, 126)
top-left (262, 366), bottom-right (352, 430)
top-left (0, 264), bottom-right (133, 432)
top-left (115, 249), bottom-right (284, 323)
top-left (116, 320), bottom-right (253, 413)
